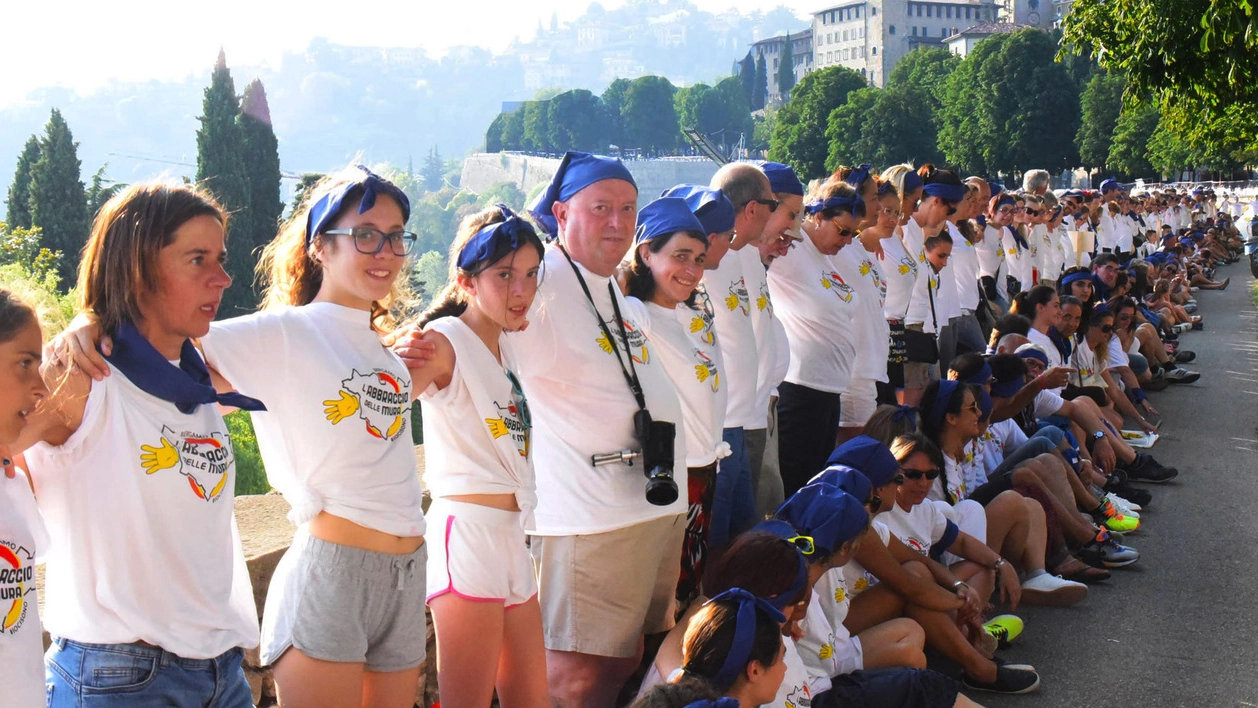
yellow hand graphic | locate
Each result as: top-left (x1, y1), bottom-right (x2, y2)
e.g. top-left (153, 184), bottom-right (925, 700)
top-left (819, 644), bottom-right (835, 660)
top-left (724, 293), bottom-right (739, 311)
top-left (689, 317), bottom-right (704, 333)
top-left (485, 417), bottom-right (510, 439)
top-left (756, 295), bottom-right (767, 311)
top-left (323, 390), bottom-right (359, 424)
top-left (821, 278), bottom-right (832, 289)
top-left (694, 364), bottom-right (709, 383)
top-left (596, 332), bottom-right (614, 354)
top-left (139, 438), bottom-right (180, 475)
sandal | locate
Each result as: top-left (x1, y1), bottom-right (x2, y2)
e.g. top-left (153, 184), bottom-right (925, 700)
top-left (1055, 556), bottom-right (1111, 584)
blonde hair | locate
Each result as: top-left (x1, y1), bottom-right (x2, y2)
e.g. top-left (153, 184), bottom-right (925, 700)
top-left (257, 165), bottom-right (415, 333)
top-left (880, 164), bottom-right (917, 198)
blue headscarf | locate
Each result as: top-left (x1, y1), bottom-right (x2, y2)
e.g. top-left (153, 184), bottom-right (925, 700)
top-left (925, 379), bottom-right (962, 431)
top-left (804, 195), bottom-right (863, 217)
top-left (902, 170), bottom-right (923, 193)
top-left (527, 150), bottom-right (637, 236)
top-left (661, 184), bottom-right (735, 235)
top-left (811, 464), bottom-right (874, 505)
top-left (756, 161), bottom-right (805, 196)
top-left (922, 182), bottom-right (967, 203)
top-left (774, 483), bottom-right (869, 557)
top-left (306, 166), bottom-right (411, 246)
top-left (634, 197), bottom-right (707, 243)
top-left (705, 588), bottom-right (787, 689)
top-left (823, 435), bottom-right (900, 488)
top-left (844, 163), bottom-right (873, 189)
top-left (456, 204), bottom-right (536, 270)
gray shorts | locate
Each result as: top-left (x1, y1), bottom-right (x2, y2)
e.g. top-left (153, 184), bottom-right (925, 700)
top-left (260, 533), bottom-right (427, 672)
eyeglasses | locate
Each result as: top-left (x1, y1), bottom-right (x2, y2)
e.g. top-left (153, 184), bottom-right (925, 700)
top-left (879, 206), bottom-right (901, 217)
top-left (943, 200), bottom-right (959, 216)
top-left (900, 466), bottom-right (941, 481)
top-left (785, 534), bottom-right (816, 555)
top-left (996, 207), bottom-right (1015, 215)
top-left (963, 401), bottom-right (981, 415)
top-left (1094, 324), bottom-right (1114, 333)
top-left (754, 197), bottom-right (781, 213)
top-left (324, 227), bottom-right (418, 256)
top-left (830, 219), bottom-right (857, 238)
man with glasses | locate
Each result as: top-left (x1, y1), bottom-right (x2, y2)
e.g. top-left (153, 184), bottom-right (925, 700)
top-left (1089, 253), bottom-right (1122, 303)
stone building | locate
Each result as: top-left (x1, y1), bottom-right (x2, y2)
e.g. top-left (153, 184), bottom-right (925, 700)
top-left (750, 29), bottom-right (815, 104)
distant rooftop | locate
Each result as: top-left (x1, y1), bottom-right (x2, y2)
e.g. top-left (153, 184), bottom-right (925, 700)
top-left (943, 22), bottom-right (1036, 41)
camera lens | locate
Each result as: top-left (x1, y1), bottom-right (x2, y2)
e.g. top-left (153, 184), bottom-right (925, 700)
top-left (645, 469), bottom-right (679, 506)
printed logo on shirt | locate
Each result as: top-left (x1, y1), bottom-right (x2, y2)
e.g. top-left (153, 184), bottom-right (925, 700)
top-left (821, 271), bottom-right (854, 302)
top-left (756, 280), bottom-right (772, 316)
top-left (139, 425), bottom-right (235, 502)
top-left (897, 253), bottom-right (917, 276)
top-left (486, 398), bottom-right (530, 459)
top-left (859, 258), bottom-right (887, 301)
top-left (833, 586), bottom-right (846, 604)
top-left (596, 318), bottom-right (650, 364)
top-left (854, 575), bottom-right (870, 592)
top-left (690, 286), bottom-right (717, 346)
top-left (903, 536), bottom-right (929, 555)
top-left (785, 684), bottom-right (812, 708)
top-left (0, 539), bottom-right (34, 635)
top-left (723, 277), bottom-right (750, 316)
top-left (818, 632), bottom-right (837, 661)
top-left (324, 369), bottom-right (412, 441)
top-left (693, 349), bottom-right (720, 392)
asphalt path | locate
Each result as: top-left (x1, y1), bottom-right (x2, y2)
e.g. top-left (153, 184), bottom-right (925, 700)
top-left (983, 259), bottom-right (1258, 707)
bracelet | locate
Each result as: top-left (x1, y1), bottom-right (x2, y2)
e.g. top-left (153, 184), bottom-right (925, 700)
top-left (992, 558), bottom-right (1007, 572)
top-left (951, 580), bottom-right (968, 594)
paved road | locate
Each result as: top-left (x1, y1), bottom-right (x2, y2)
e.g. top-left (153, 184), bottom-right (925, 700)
top-left (983, 260), bottom-right (1258, 707)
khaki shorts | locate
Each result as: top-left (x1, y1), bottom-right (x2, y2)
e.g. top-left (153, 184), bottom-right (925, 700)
top-left (530, 514), bottom-right (686, 657)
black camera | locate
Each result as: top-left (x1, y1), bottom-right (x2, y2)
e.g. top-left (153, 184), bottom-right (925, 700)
top-left (591, 409), bottom-right (678, 506)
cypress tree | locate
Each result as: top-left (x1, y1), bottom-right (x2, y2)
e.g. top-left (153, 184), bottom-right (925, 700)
top-left (6, 136), bottom-right (40, 229)
top-left (239, 78), bottom-right (283, 297)
top-left (196, 50), bottom-right (253, 314)
top-left (29, 109), bottom-right (88, 289)
top-left (777, 33), bottom-right (797, 101)
top-left (738, 51), bottom-right (757, 107)
top-left (753, 53), bottom-right (768, 110)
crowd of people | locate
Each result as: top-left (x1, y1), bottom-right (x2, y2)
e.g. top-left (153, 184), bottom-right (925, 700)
top-left (0, 153), bottom-right (1249, 708)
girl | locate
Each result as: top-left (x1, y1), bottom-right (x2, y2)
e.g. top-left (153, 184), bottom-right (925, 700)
top-left (25, 183), bottom-right (261, 706)
top-left (55, 167), bottom-right (430, 707)
top-left (407, 204), bottom-right (549, 708)
top-left (625, 195), bottom-right (728, 610)
top-left (0, 290), bottom-right (50, 708)
top-left (675, 589), bottom-right (790, 707)
top-left (878, 165), bottom-right (924, 406)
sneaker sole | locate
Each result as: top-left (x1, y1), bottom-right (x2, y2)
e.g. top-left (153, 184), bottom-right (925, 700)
top-left (1103, 555), bottom-right (1140, 568)
top-left (963, 674), bottom-right (1042, 695)
top-left (1021, 584), bottom-right (1088, 607)
top-left (1129, 472), bottom-right (1178, 484)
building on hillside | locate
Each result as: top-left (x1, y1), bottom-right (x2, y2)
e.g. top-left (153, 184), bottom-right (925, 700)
top-left (943, 22), bottom-right (1035, 57)
top-left (997, 0), bottom-right (1056, 29)
top-left (751, 29), bottom-right (814, 104)
top-left (1051, 0), bottom-right (1075, 27)
top-left (811, 0), bottom-right (1001, 87)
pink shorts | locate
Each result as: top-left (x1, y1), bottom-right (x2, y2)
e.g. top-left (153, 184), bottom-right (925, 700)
top-left (425, 498), bottom-right (538, 608)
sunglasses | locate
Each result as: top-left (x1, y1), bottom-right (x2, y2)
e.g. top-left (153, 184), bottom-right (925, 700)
top-left (1025, 209), bottom-right (1042, 217)
top-left (786, 534), bottom-right (816, 555)
top-left (831, 219), bottom-right (857, 238)
top-left (754, 197), bottom-right (781, 213)
top-left (943, 200), bottom-right (959, 216)
top-left (963, 401), bottom-right (981, 415)
top-left (900, 466), bottom-right (941, 481)
top-left (1094, 323), bottom-right (1114, 333)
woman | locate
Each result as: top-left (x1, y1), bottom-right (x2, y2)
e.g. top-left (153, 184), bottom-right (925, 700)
top-left (625, 195), bottom-right (728, 609)
top-left (878, 165), bottom-right (925, 405)
top-left (24, 183), bottom-right (261, 706)
top-left (1000, 195), bottom-right (1034, 297)
top-left (1011, 285), bottom-right (1067, 373)
top-left (1074, 305), bottom-right (1157, 433)
top-left (833, 179), bottom-right (897, 439)
top-left (0, 290), bottom-right (51, 707)
top-left (673, 589), bottom-right (791, 707)
top-left (769, 176), bottom-right (864, 495)
top-left (977, 194), bottom-right (1014, 312)
top-left (53, 167), bottom-right (431, 706)
top-left (405, 204), bottom-right (548, 708)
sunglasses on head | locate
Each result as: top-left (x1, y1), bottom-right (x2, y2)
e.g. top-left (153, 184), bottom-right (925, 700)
top-left (900, 466), bottom-right (941, 481)
top-left (786, 534), bottom-right (816, 555)
top-left (754, 197), bottom-right (781, 213)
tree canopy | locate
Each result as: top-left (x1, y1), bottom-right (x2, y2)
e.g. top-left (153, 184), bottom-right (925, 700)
top-left (770, 66), bottom-right (868, 182)
top-left (28, 109), bottom-right (89, 289)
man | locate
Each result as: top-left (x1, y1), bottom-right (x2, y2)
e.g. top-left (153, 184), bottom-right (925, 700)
top-left (519, 151), bottom-right (689, 707)
top-left (1089, 252), bottom-right (1121, 303)
top-left (703, 162), bottom-right (775, 547)
top-left (1022, 169), bottom-right (1051, 196)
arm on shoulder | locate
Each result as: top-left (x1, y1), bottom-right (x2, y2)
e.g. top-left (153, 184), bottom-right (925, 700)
top-left (17, 359), bottom-right (91, 452)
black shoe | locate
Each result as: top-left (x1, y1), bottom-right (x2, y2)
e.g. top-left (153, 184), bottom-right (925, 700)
top-left (963, 666), bottom-right (1041, 695)
top-left (1175, 350), bottom-right (1197, 363)
top-left (1113, 485), bottom-right (1153, 508)
top-left (1123, 453), bottom-right (1179, 484)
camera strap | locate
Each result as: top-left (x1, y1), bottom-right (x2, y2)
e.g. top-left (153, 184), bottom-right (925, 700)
top-left (558, 245), bottom-right (648, 412)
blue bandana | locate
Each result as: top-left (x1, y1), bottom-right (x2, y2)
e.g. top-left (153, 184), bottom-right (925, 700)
top-left (456, 205), bottom-right (535, 270)
top-left (757, 161), bottom-right (805, 196)
top-left (306, 166), bottom-right (411, 246)
top-left (963, 361), bottom-right (994, 386)
top-left (804, 195), bottom-right (863, 217)
top-left (528, 151), bottom-right (637, 236)
top-left (922, 182), bottom-right (967, 203)
top-left (1100, 179), bottom-right (1122, 194)
top-left (824, 435), bottom-right (900, 488)
top-left (892, 404), bottom-right (919, 429)
top-left (661, 184), bottom-right (735, 235)
top-left (634, 197), bottom-right (706, 243)
top-left (902, 171), bottom-right (923, 193)
top-left (105, 321), bottom-right (266, 414)
top-left (1016, 344), bottom-right (1050, 367)
top-left (775, 483), bottom-right (869, 557)
top-left (978, 388), bottom-right (994, 422)
top-left (844, 163), bottom-right (872, 189)
top-left (1060, 271), bottom-right (1092, 288)
top-left (988, 181), bottom-right (1005, 198)
top-left (811, 464), bottom-right (873, 504)
top-left (750, 519), bottom-right (811, 609)
top-left (705, 588), bottom-right (787, 689)
top-left (925, 379), bottom-right (961, 431)
top-left (991, 372), bottom-right (1025, 398)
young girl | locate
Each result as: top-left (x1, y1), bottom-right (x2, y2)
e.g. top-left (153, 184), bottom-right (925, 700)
top-left (56, 167), bottom-right (430, 707)
top-left (674, 588), bottom-right (790, 706)
top-left (25, 183), bottom-right (261, 706)
top-left (0, 290), bottom-right (50, 708)
top-left (406, 204), bottom-right (549, 708)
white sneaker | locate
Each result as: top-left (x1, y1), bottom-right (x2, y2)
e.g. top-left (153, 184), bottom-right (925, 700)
top-left (1105, 492), bottom-right (1141, 517)
top-left (1020, 573), bottom-right (1088, 607)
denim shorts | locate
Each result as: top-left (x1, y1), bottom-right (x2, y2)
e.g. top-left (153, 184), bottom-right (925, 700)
top-left (45, 639), bottom-right (252, 707)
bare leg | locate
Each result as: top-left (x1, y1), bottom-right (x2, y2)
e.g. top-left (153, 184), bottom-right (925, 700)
top-left (856, 617), bottom-right (928, 669)
top-left (362, 666), bottom-right (425, 708)
top-left (429, 594), bottom-right (503, 708)
top-left (497, 599), bottom-right (550, 708)
top-left (274, 649), bottom-right (364, 708)
top-left (547, 648), bottom-right (642, 708)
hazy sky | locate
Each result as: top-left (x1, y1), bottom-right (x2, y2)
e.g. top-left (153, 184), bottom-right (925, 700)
top-left (3, 0), bottom-right (812, 106)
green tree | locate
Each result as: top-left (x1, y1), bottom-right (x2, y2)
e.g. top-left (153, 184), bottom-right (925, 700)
top-left (477, 181), bottom-right (527, 212)
top-left (714, 76), bottom-right (755, 144)
top-left (753, 53), bottom-right (768, 110)
top-left (861, 85), bottom-right (946, 168)
top-left (485, 112), bottom-right (507, 152)
top-left (0, 222), bottom-right (63, 285)
top-left (546, 89), bottom-right (611, 152)
top-left (622, 76), bottom-right (680, 152)
top-left (1147, 117), bottom-right (1199, 179)
top-left (938, 29), bottom-right (1080, 176)
top-left (28, 109), bottom-right (89, 290)
top-left (500, 109), bottom-right (526, 151)
top-left (770, 66), bottom-right (867, 181)
top-left (1107, 101), bottom-right (1160, 179)
top-left (521, 101), bottom-right (552, 152)
top-left (196, 50), bottom-right (252, 315)
top-left (777, 34), bottom-right (797, 102)
top-left (289, 173), bottom-right (324, 219)
top-left (602, 78), bottom-right (632, 147)
top-left (238, 78), bottom-right (283, 304)
top-left (675, 83), bottom-right (725, 134)
top-left (6, 136), bottom-right (40, 229)
top-left (824, 87), bottom-right (878, 171)
top-left (85, 165), bottom-right (124, 219)
top-left (421, 146), bottom-right (445, 191)
top-left (738, 51), bottom-right (757, 107)
top-left (888, 47), bottom-right (958, 102)
top-left (1075, 71), bottom-right (1125, 171)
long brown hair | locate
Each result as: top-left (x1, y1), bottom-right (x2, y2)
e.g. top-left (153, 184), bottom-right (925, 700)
top-left (77, 182), bottom-right (225, 336)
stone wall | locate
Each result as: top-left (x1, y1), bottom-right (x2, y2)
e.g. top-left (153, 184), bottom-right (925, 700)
top-left (460, 152), bottom-right (721, 206)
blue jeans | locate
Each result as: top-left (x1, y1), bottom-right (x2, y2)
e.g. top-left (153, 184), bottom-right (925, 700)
top-left (46, 638), bottom-right (253, 707)
top-left (710, 427), bottom-right (756, 549)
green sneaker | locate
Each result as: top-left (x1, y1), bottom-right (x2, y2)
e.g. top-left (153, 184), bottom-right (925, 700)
top-left (983, 614), bottom-right (1024, 649)
top-left (1094, 499), bottom-right (1141, 533)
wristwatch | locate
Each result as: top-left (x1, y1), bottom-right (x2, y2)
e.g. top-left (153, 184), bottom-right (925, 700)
top-left (1093, 430), bottom-right (1106, 441)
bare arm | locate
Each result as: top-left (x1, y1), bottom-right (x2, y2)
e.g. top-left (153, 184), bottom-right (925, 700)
top-left (854, 530), bottom-right (965, 613)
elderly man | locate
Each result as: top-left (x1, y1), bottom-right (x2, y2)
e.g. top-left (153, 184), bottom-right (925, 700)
top-left (517, 151), bottom-right (689, 707)
top-left (1022, 169), bottom-right (1051, 196)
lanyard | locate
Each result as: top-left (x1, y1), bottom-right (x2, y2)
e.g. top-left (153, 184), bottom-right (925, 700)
top-left (558, 245), bottom-right (648, 412)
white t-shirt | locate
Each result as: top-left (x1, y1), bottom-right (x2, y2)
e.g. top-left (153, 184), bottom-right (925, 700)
top-left (933, 451), bottom-right (977, 503)
top-left (951, 228), bottom-right (981, 311)
top-left (419, 317), bottom-right (535, 521)
top-left (26, 368), bottom-right (258, 659)
top-left (768, 232), bottom-right (857, 394)
top-left (838, 520), bottom-right (890, 603)
top-left (636, 300), bottom-right (727, 468)
top-left (1027, 327), bottom-right (1065, 372)
top-left (903, 220), bottom-right (940, 331)
top-left (1071, 337), bottom-right (1107, 388)
top-left (880, 499), bottom-right (957, 557)
top-left (1001, 226), bottom-right (1034, 289)
top-left (1030, 224), bottom-right (1053, 279)
top-left (744, 246), bottom-right (780, 430)
top-left (1117, 214), bottom-right (1137, 252)
top-left (202, 303), bottom-right (426, 538)
top-left (0, 473), bottom-right (48, 707)
top-left (797, 588), bottom-right (862, 679)
top-left (1096, 213), bottom-right (1119, 250)
top-left (1105, 335), bottom-right (1130, 369)
top-left (1033, 388), bottom-right (1066, 418)
top-left (880, 229), bottom-right (919, 321)
top-left (508, 246), bottom-right (688, 535)
top-left (833, 242), bottom-right (889, 383)
top-left (976, 225), bottom-right (1007, 287)
top-left (772, 639), bottom-right (830, 708)
top-left (701, 246), bottom-right (758, 429)
top-left (934, 223), bottom-right (964, 319)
